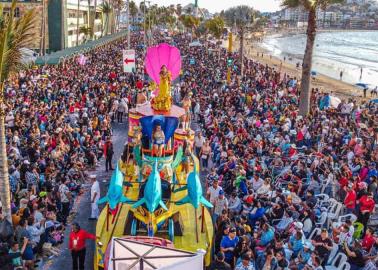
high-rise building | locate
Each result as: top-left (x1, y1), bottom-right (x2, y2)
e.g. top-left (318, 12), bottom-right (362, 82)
top-left (0, 0), bottom-right (103, 52)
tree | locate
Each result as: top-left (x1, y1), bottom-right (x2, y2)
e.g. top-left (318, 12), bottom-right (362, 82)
top-left (206, 16), bottom-right (225, 60)
top-left (129, 0), bottom-right (138, 25)
top-left (0, 0), bottom-right (35, 222)
top-left (206, 16), bottom-right (224, 40)
top-left (176, 4), bottom-right (182, 16)
top-left (100, 1), bottom-right (112, 36)
top-left (282, 0), bottom-right (344, 116)
top-left (223, 6), bottom-right (257, 76)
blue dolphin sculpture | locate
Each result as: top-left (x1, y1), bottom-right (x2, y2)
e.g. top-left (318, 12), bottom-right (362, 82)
top-left (97, 165), bottom-right (132, 210)
top-left (132, 160), bottom-right (168, 213)
top-left (176, 158), bottom-right (213, 209)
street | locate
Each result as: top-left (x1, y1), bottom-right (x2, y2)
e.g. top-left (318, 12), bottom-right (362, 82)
top-left (46, 122), bottom-right (128, 270)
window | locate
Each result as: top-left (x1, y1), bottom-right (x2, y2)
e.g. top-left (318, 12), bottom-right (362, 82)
top-left (2, 7), bottom-right (10, 16)
top-left (14, 7), bottom-right (20, 17)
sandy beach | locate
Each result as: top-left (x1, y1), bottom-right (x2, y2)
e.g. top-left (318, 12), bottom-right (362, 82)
top-left (227, 36), bottom-right (369, 102)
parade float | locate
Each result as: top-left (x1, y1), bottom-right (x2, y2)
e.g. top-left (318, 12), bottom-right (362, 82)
top-left (94, 43), bottom-right (214, 270)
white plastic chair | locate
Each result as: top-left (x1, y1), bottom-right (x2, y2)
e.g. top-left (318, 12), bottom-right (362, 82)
top-left (325, 252), bottom-right (347, 269)
top-left (337, 214), bottom-right (357, 224)
top-left (327, 202), bottom-right (343, 227)
top-left (316, 212), bottom-right (328, 228)
top-left (326, 243), bottom-right (339, 265)
top-left (315, 193), bottom-right (330, 207)
top-left (307, 227), bottom-right (321, 240)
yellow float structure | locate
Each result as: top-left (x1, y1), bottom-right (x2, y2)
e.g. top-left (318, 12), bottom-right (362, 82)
top-left (94, 43), bottom-right (214, 270)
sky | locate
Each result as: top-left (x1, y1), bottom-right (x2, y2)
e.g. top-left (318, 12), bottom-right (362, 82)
top-left (134, 0), bottom-right (282, 13)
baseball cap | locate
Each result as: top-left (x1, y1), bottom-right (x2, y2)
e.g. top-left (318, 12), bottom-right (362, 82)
top-left (229, 227), bottom-right (236, 233)
top-left (219, 190), bottom-right (224, 195)
top-left (30, 195), bottom-right (38, 201)
top-left (294, 222), bottom-right (303, 229)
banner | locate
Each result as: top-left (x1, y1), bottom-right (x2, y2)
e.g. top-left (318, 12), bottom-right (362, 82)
top-left (122, 49), bottom-right (135, 73)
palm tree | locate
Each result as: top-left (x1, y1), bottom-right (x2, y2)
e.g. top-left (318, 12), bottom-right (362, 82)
top-left (176, 4), bottom-right (182, 16)
top-left (223, 6), bottom-right (257, 76)
top-left (100, 1), bottom-right (112, 36)
top-left (282, 0), bottom-right (344, 116)
top-left (129, 0), bottom-right (138, 25)
top-left (76, 0), bottom-right (81, 45)
top-left (0, 0), bottom-right (35, 222)
top-left (205, 16), bottom-right (225, 60)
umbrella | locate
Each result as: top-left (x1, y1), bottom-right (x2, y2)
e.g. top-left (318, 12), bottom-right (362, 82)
top-left (356, 83), bottom-right (369, 89)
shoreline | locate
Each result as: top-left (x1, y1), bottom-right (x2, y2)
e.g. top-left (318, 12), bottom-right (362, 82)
top-left (233, 37), bottom-right (369, 101)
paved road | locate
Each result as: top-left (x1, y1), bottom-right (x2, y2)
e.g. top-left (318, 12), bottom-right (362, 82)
top-left (45, 117), bottom-right (209, 270)
top-left (46, 121), bottom-right (128, 270)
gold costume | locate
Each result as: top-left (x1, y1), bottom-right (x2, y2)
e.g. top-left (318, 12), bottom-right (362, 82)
top-left (152, 71), bottom-right (172, 111)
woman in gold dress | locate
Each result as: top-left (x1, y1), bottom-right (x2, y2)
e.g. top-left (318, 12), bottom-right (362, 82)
top-left (152, 65), bottom-right (172, 111)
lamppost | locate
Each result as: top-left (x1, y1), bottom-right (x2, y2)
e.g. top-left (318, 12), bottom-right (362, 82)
top-left (126, 0), bottom-right (130, 49)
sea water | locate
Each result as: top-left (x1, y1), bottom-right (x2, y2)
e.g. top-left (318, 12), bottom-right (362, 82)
top-left (262, 31), bottom-right (378, 87)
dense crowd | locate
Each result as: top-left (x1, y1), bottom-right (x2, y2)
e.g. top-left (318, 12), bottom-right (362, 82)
top-left (0, 28), bottom-right (377, 270)
top-left (0, 35), bottom-right (147, 270)
top-left (171, 35), bottom-right (378, 270)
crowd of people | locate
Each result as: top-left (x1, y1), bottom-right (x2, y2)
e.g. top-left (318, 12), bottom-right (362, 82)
top-left (170, 35), bottom-right (378, 270)
top-left (0, 26), bottom-right (377, 270)
top-left (0, 34), bottom-right (148, 270)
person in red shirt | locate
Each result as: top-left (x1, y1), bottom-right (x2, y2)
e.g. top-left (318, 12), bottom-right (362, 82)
top-left (344, 184), bottom-right (357, 214)
top-left (358, 192), bottom-right (376, 233)
top-left (362, 227), bottom-right (376, 252)
top-left (69, 223), bottom-right (96, 270)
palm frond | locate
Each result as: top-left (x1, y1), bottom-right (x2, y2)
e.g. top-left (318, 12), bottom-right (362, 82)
top-left (0, 0), bottom-right (16, 83)
top-left (2, 7), bottom-right (36, 80)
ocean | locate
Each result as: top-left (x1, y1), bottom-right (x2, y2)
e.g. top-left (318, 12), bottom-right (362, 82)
top-left (262, 31), bottom-right (378, 87)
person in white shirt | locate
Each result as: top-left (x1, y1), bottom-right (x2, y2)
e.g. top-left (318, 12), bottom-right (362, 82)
top-left (207, 179), bottom-right (222, 205)
top-left (89, 175), bottom-right (100, 220)
top-left (194, 132), bottom-right (205, 157)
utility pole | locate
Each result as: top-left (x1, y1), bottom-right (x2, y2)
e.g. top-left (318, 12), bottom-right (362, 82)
top-left (126, 0), bottom-right (130, 49)
top-left (76, 0), bottom-right (80, 46)
top-left (143, 0), bottom-right (146, 47)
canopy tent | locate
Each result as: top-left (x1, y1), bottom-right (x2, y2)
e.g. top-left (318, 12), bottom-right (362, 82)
top-left (35, 30), bottom-right (128, 65)
top-left (107, 238), bottom-right (204, 270)
top-left (188, 41), bottom-right (202, 47)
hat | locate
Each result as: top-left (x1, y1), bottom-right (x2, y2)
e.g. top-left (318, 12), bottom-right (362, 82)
top-left (358, 182), bottom-right (367, 189)
top-left (89, 174), bottom-right (97, 179)
top-left (370, 162), bottom-right (376, 167)
top-left (23, 160), bottom-right (30, 165)
top-left (304, 241), bottom-right (314, 250)
top-left (39, 191), bottom-right (47, 198)
top-left (294, 222), bottom-right (303, 229)
top-left (20, 198), bottom-right (28, 208)
top-left (229, 227), bottom-right (236, 233)
top-left (30, 195), bottom-right (38, 201)
top-left (219, 190), bottom-right (224, 196)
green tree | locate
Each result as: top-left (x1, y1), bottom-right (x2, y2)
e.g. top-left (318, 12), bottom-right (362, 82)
top-left (0, 0), bottom-right (35, 222)
top-left (206, 16), bottom-right (225, 60)
top-left (205, 16), bottom-right (225, 40)
top-left (129, 0), bottom-right (138, 25)
top-left (282, 0), bottom-right (344, 116)
top-left (223, 5), bottom-right (257, 76)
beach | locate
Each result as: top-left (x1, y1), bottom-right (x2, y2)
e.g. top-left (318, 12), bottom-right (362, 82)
top-left (228, 35), bottom-right (372, 101)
